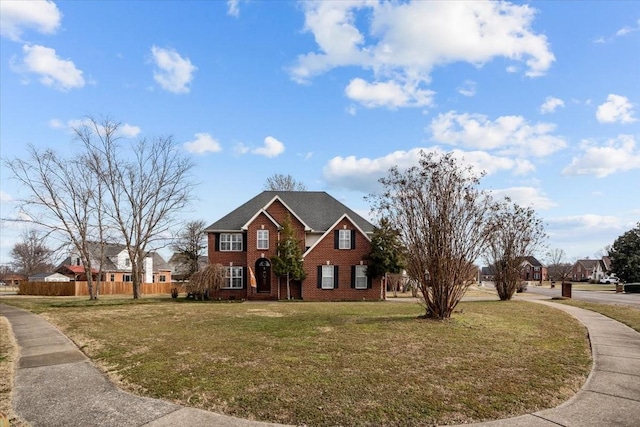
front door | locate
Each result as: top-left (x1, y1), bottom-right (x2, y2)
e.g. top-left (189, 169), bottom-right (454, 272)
top-left (256, 259), bottom-right (271, 293)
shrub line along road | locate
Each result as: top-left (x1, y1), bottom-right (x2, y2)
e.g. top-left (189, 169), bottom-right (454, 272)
top-left (1, 292), bottom-right (639, 426)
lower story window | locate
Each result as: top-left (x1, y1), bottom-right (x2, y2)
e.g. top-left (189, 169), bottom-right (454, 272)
top-left (322, 265), bottom-right (334, 289)
top-left (123, 274), bottom-right (131, 282)
top-left (225, 266), bottom-right (243, 289)
top-left (159, 275), bottom-right (166, 282)
top-left (110, 274), bottom-right (115, 282)
top-left (354, 265), bottom-right (367, 289)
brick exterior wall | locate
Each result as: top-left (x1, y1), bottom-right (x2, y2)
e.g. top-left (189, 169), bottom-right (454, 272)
top-left (207, 201), bottom-right (383, 301)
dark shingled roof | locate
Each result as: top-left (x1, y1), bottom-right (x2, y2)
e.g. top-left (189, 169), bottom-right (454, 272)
top-left (205, 191), bottom-right (374, 233)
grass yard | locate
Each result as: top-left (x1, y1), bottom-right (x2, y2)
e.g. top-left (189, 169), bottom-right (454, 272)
top-left (1, 297), bottom-right (591, 426)
top-left (557, 300), bottom-right (640, 332)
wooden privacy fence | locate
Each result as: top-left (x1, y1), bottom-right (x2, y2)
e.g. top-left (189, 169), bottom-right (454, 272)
top-left (18, 281), bottom-right (180, 296)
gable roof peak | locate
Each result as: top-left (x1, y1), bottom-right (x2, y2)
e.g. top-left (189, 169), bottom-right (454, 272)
top-left (205, 190), bottom-right (374, 234)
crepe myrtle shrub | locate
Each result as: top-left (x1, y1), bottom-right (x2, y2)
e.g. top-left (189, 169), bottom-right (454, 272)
top-left (369, 150), bottom-right (496, 320)
top-left (484, 199), bottom-right (546, 301)
top-left (186, 264), bottom-right (225, 301)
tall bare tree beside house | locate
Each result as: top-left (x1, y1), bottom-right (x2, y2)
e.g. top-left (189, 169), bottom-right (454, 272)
top-left (171, 219), bottom-right (207, 278)
top-left (545, 248), bottom-right (574, 284)
top-left (77, 117), bottom-right (195, 299)
top-left (6, 146), bottom-right (107, 299)
top-left (484, 199), bottom-right (546, 300)
top-left (263, 173), bottom-right (307, 191)
top-left (370, 151), bottom-right (497, 320)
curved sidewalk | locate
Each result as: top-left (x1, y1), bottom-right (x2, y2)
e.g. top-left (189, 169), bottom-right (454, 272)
top-left (2, 301), bottom-right (640, 427)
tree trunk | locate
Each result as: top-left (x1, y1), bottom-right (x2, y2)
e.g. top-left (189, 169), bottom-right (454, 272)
top-left (286, 272), bottom-right (291, 300)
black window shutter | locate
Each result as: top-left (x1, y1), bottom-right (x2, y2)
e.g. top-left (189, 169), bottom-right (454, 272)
top-left (367, 274), bottom-right (372, 289)
top-left (334, 230), bottom-right (339, 249)
top-left (351, 230), bottom-right (356, 249)
top-left (215, 234), bottom-right (220, 251)
top-left (243, 233), bottom-right (247, 252)
top-left (350, 266), bottom-right (356, 288)
top-left (317, 266), bottom-right (323, 288)
top-left (334, 266), bottom-right (339, 289)
top-left (243, 266), bottom-right (247, 289)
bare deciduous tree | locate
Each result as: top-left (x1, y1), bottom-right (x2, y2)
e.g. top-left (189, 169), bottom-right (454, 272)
top-left (484, 200), bottom-right (546, 300)
top-left (545, 248), bottom-right (573, 284)
top-left (263, 173), bottom-right (306, 191)
top-left (77, 117), bottom-right (195, 299)
top-left (6, 146), bottom-right (106, 298)
top-left (171, 219), bottom-right (207, 279)
top-left (370, 151), bottom-right (496, 320)
top-left (10, 229), bottom-right (54, 276)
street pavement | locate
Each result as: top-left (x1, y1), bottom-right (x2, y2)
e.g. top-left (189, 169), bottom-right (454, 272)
top-left (1, 295), bottom-right (639, 427)
top-left (526, 285), bottom-right (640, 309)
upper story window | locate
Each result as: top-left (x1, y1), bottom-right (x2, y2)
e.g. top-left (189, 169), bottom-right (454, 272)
top-left (338, 229), bottom-right (352, 249)
top-left (125, 258), bottom-right (131, 267)
top-left (224, 266), bottom-right (243, 289)
top-left (257, 230), bottom-right (269, 250)
top-left (220, 233), bottom-right (243, 251)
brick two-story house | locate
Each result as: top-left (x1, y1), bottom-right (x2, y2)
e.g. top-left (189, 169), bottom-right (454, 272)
top-left (204, 191), bottom-right (384, 301)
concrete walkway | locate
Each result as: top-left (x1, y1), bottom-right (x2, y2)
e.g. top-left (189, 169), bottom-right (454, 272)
top-left (2, 300), bottom-right (639, 427)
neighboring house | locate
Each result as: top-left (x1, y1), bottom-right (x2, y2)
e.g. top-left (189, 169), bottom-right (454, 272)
top-left (1, 274), bottom-right (26, 286)
top-left (481, 266), bottom-right (496, 281)
top-left (168, 253), bottom-right (209, 282)
top-left (520, 256), bottom-right (547, 282)
top-left (481, 256), bottom-right (547, 283)
top-left (204, 191), bottom-right (384, 301)
top-left (58, 242), bottom-right (172, 284)
top-left (28, 272), bottom-right (71, 282)
top-left (571, 258), bottom-right (608, 282)
top-left (56, 264), bottom-right (99, 281)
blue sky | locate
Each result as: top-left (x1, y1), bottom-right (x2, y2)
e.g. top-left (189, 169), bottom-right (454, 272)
top-left (1, 0), bottom-right (639, 267)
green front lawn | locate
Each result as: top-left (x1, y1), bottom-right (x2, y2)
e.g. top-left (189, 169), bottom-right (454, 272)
top-left (2, 297), bottom-right (591, 426)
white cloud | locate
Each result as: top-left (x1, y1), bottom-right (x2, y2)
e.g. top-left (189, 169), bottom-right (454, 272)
top-left (227, 0), bottom-right (240, 17)
top-left (150, 46), bottom-right (197, 94)
top-left (291, 1), bottom-right (554, 109)
top-left (616, 19), bottom-right (640, 37)
top-left (119, 123), bottom-right (141, 138)
top-left (345, 78), bottom-right (434, 109)
top-left (596, 94), bottom-right (637, 124)
top-left (234, 142), bottom-right (250, 155)
top-left (540, 96), bottom-right (565, 114)
top-left (183, 133), bottom-right (222, 154)
top-left (252, 136), bottom-right (285, 158)
top-left (429, 111), bottom-right (567, 157)
top-left (48, 118), bottom-right (64, 129)
top-left (0, 0), bottom-right (61, 41)
top-left (489, 187), bottom-right (557, 210)
top-left (14, 44), bottom-right (85, 90)
top-left (0, 191), bottom-right (13, 203)
top-left (323, 147), bottom-right (535, 193)
top-left (562, 135), bottom-right (640, 178)
top-left (457, 80), bottom-right (476, 97)
top-left (54, 118), bottom-right (140, 138)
